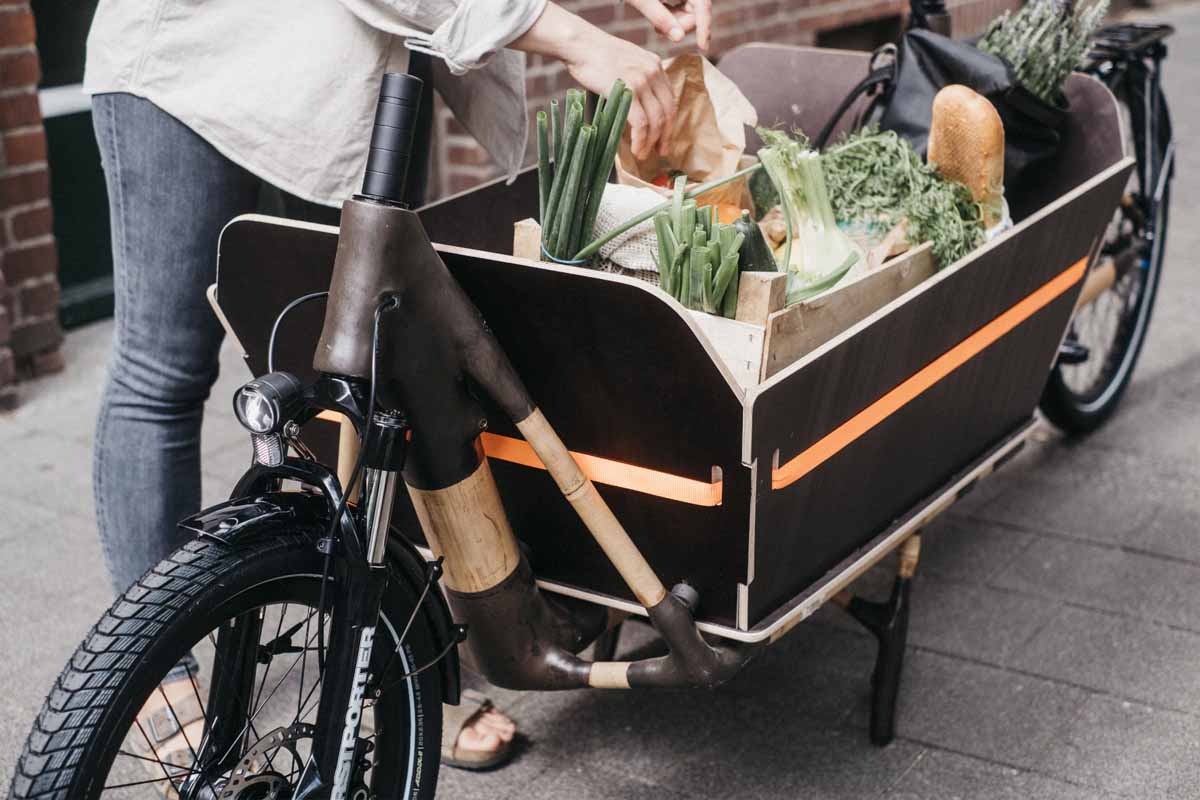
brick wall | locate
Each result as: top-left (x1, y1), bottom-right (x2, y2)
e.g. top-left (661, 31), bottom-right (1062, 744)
top-left (0, 0), bottom-right (62, 409)
top-left (427, 0), bottom-right (1020, 200)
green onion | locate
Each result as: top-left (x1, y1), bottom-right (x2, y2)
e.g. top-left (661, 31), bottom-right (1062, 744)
top-left (551, 124), bottom-right (595, 259)
top-left (575, 86), bottom-right (632, 260)
top-left (542, 99), bottom-right (583, 255)
top-left (689, 227), bottom-right (708, 311)
top-left (536, 111), bottom-right (550, 221)
top-left (533, 80), bottom-right (633, 264)
top-left (550, 99), bottom-right (562, 167)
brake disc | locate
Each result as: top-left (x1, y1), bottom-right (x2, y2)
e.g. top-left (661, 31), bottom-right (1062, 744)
top-left (217, 722), bottom-right (315, 800)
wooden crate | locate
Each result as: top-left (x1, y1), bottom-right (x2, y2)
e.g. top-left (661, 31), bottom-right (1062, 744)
top-left (515, 217), bottom-right (937, 388)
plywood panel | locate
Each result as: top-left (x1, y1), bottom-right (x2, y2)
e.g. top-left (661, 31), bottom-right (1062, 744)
top-left (761, 243), bottom-right (936, 380)
top-left (216, 215), bottom-right (752, 626)
top-left (745, 159), bottom-right (1133, 623)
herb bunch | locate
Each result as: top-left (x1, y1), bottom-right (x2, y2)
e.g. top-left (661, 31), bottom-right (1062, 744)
top-left (821, 127), bottom-right (984, 268)
top-left (979, 0), bottom-right (1108, 106)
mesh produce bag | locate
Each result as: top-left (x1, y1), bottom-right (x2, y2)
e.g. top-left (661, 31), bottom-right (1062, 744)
top-left (590, 183), bottom-right (666, 285)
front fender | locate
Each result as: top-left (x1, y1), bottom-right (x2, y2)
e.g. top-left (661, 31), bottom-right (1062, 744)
top-left (179, 472), bottom-right (461, 705)
top-left (179, 492), bottom-right (329, 545)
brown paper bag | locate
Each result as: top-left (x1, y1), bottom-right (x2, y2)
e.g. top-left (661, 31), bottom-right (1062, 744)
top-left (616, 54), bottom-right (758, 210)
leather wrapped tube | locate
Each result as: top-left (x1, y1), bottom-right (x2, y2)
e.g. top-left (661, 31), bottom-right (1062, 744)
top-left (314, 198), bottom-right (535, 489)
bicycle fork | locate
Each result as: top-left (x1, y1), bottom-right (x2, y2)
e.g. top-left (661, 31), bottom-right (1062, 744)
top-left (297, 418), bottom-right (405, 800)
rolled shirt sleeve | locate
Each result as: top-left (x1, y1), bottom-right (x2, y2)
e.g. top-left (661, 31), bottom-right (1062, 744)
top-left (336, 0), bottom-right (548, 74)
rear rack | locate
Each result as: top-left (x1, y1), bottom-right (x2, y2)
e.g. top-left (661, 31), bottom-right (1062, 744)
top-left (1088, 21), bottom-right (1174, 60)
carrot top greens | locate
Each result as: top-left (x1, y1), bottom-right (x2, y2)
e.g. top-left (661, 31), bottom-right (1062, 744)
top-left (821, 127), bottom-right (985, 268)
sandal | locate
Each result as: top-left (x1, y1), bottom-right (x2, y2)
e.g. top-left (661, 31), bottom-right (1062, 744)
top-left (440, 689), bottom-right (517, 771)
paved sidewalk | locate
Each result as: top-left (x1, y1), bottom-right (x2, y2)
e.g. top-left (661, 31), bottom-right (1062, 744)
top-left (4, 5), bottom-right (1200, 796)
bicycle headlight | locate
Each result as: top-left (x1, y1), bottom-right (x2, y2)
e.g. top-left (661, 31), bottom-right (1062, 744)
top-left (232, 372), bottom-right (305, 435)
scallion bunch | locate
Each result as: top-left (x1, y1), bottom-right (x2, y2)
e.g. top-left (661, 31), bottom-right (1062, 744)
top-left (653, 176), bottom-right (745, 316)
top-left (537, 82), bottom-right (633, 262)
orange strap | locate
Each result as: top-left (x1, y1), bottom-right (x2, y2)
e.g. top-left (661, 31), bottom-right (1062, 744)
top-left (482, 432), bottom-right (723, 507)
top-left (772, 257), bottom-right (1089, 491)
top-left (315, 412), bottom-right (723, 506)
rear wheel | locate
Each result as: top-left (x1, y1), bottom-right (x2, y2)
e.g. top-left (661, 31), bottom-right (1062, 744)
top-left (10, 535), bottom-right (443, 800)
top-left (1040, 89), bottom-right (1170, 433)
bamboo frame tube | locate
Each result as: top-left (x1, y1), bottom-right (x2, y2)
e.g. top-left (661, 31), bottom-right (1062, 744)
top-left (337, 415), bottom-right (362, 504)
top-left (588, 661), bottom-right (632, 689)
top-left (898, 534), bottom-right (921, 579)
top-left (516, 408), bottom-right (669, 608)
top-left (1076, 258), bottom-right (1117, 308)
top-left (407, 458), bottom-right (522, 593)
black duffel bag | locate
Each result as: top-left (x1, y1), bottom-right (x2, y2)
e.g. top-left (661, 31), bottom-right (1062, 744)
top-left (815, 29), bottom-right (1069, 189)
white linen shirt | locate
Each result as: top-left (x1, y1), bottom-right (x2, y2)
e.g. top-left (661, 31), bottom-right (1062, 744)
top-left (84, 0), bottom-right (547, 206)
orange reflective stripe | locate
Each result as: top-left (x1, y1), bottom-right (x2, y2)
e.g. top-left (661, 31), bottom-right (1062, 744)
top-left (316, 411), bottom-right (721, 506)
top-left (482, 432), bottom-right (723, 507)
top-left (772, 257), bottom-right (1089, 491)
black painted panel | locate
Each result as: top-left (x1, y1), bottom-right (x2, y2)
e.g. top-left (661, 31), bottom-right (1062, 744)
top-left (746, 163), bottom-right (1131, 623)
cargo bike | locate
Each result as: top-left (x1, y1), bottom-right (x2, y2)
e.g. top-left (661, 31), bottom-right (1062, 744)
top-left (12, 19), bottom-right (1173, 800)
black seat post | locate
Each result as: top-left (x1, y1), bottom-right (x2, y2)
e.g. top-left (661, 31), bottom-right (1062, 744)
top-left (910, 0), bottom-right (951, 35)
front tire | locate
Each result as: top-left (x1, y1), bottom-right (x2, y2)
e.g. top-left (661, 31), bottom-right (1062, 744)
top-left (10, 534), bottom-right (443, 799)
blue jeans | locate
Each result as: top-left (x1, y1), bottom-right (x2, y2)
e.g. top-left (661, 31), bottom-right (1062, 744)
top-left (91, 93), bottom-right (339, 593)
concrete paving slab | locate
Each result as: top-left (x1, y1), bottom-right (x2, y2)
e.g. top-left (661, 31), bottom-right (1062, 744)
top-left (1010, 605), bottom-right (1200, 714)
top-left (511, 764), bottom-right (689, 800)
top-left (967, 449), bottom-right (1200, 563)
top-left (907, 577), bottom-right (1061, 666)
top-left (992, 535), bottom-right (1200, 632)
top-left (898, 649), bottom-right (1090, 774)
top-left (882, 748), bottom-right (1123, 800)
top-left (1038, 693), bottom-right (1200, 799)
top-left (663, 721), bottom-right (924, 800)
top-left (0, 429), bottom-right (96, 522)
top-left (916, 516), bottom-right (1035, 584)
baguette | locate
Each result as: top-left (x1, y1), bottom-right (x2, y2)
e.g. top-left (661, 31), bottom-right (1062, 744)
top-left (927, 85), bottom-right (1006, 228)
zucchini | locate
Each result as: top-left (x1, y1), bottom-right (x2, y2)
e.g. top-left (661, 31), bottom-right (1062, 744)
top-left (734, 210), bottom-right (778, 272)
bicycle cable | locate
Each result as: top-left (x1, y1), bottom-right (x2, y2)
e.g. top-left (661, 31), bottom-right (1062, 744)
top-left (266, 291), bottom-right (329, 374)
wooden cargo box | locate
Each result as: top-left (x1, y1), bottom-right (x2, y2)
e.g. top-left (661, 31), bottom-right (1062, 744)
top-left (215, 45), bottom-right (1132, 638)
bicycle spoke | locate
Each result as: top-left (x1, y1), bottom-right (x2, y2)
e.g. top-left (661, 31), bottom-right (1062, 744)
top-left (155, 686), bottom-right (223, 798)
top-left (114, 748), bottom-right (192, 772)
top-left (130, 719), bottom-right (181, 794)
top-left (252, 603), bottom-right (289, 715)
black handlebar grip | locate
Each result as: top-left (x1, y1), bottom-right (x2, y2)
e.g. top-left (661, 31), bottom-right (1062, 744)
top-left (361, 72), bottom-right (424, 205)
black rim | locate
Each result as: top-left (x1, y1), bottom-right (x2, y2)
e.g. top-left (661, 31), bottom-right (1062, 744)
top-left (88, 575), bottom-right (421, 799)
top-left (1056, 100), bottom-right (1166, 412)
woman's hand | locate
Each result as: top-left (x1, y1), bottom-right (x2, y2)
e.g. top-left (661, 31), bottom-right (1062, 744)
top-left (511, 3), bottom-right (677, 159)
top-left (625, 0), bottom-right (713, 52)
top-left (561, 30), bottom-right (676, 159)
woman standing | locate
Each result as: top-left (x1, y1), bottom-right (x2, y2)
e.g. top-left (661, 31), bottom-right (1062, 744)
top-left (84, 0), bottom-right (712, 776)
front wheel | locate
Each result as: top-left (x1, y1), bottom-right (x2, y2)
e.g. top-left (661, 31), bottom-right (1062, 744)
top-left (10, 534), bottom-right (443, 800)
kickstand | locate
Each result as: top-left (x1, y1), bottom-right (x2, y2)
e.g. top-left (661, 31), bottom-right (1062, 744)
top-left (834, 534), bottom-right (921, 747)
